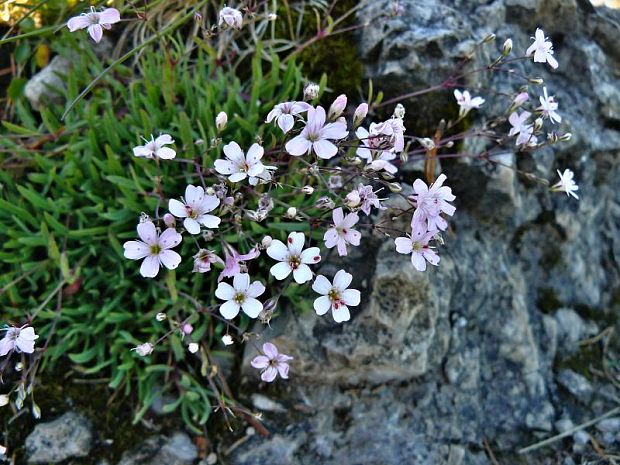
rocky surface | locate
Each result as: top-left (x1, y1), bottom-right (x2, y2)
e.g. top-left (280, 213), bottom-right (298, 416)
top-left (25, 411), bottom-right (93, 463)
top-left (228, 1), bottom-right (620, 464)
top-left (116, 432), bottom-right (198, 465)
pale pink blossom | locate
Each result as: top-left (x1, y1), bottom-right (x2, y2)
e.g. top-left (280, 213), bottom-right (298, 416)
top-left (312, 270), bottom-right (360, 323)
top-left (324, 208), bottom-right (361, 256)
top-left (251, 342), bottom-right (293, 382)
top-left (215, 142), bottom-right (270, 183)
top-left (526, 28), bottom-right (558, 69)
top-left (133, 134), bottom-right (176, 160)
top-left (285, 106), bottom-right (348, 159)
top-left (193, 249), bottom-right (224, 273)
top-left (123, 221), bottom-right (182, 278)
top-left (355, 124), bottom-right (399, 174)
top-left (67, 7), bottom-right (120, 43)
top-left (169, 185), bottom-right (220, 235)
top-left (215, 273), bottom-right (265, 319)
top-left (328, 94), bottom-right (347, 120)
top-left (266, 101), bottom-right (311, 133)
top-left (355, 184), bottom-right (386, 216)
top-left (353, 102), bottom-right (368, 127)
top-left (537, 87), bottom-right (561, 124)
top-left (267, 232), bottom-right (321, 284)
top-left (508, 111), bottom-right (536, 146)
top-left (411, 174), bottom-right (456, 232)
top-left (0, 326), bottom-right (38, 356)
top-left (219, 244), bottom-right (260, 281)
top-left (454, 89), bottom-right (485, 117)
top-left (395, 223), bottom-right (440, 272)
top-left (551, 168), bottom-right (579, 199)
top-left (219, 6), bottom-right (243, 29)
top-left (132, 342), bottom-right (153, 356)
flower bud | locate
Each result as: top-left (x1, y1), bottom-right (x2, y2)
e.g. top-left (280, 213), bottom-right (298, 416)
top-left (353, 102), bottom-right (368, 127)
top-left (267, 13), bottom-right (277, 21)
top-left (393, 103), bottom-right (406, 119)
top-left (285, 207), bottom-right (297, 218)
top-left (0, 395), bottom-right (8, 407)
top-left (222, 335), bottom-right (234, 346)
top-left (301, 185), bottom-right (314, 195)
top-left (547, 132), bottom-right (558, 143)
top-left (163, 213), bottom-right (175, 228)
top-left (303, 82), bottom-right (320, 101)
top-left (32, 403), bottom-right (41, 420)
top-left (483, 33), bottom-right (496, 43)
top-left (529, 77), bottom-right (544, 85)
top-left (316, 196), bottom-right (336, 210)
top-left (327, 175), bottom-right (343, 189)
top-left (502, 38), bottom-right (512, 56)
top-left (534, 117), bottom-right (543, 131)
top-left (513, 91), bottom-right (529, 107)
top-left (15, 362), bottom-right (23, 372)
top-left (387, 182), bottom-right (403, 193)
top-left (345, 190), bottom-right (361, 208)
top-left (216, 111), bottom-right (228, 132)
top-left (134, 342), bottom-right (154, 356)
top-left (419, 137), bottom-right (435, 150)
top-left (328, 94), bottom-right (347, 120)
top-left (182, 323), bottom-right (193, 335)
top-left (559, 132), bottom-right (572, 142)
top-left (219, 6), bottom-right (243, 29)
top-left (156, 312), bottom-right (167, 321)
top-left (188, 342), bottom-right (199, 354)
top-left (262, 235), bottom-right (273, 248)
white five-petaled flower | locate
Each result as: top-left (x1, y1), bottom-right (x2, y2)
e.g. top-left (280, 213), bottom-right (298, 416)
top-left (219, 6), bottom-right (243, 29)
top-left (285, 106), bottom-right (348, 159)
top-left (215, 273), bottom-right (266, 319)
top-left (123, 221), bottom-right (182, 278)
top-left (537, 87), bottom-right (561, 124)
top-left (355, 123), bottom-right (399, 174)
top-left (0, 326), bottom-right (39, 356)
top-left (312, 270), bottom-right (361, 323)
top-left (214, 142), bottom-right (271, 183)
top-left (133, 134), bottom-right (176, 160)
top-left (168, 185), bottom-right (221, 235)
top-left (551, 168), bottom-right (579, 199)
top-left (508, 111), bottom-right (537, 146)
top-left (324, 208), bottom-right (361, 256)
top-left (454, 89), bottom-right (485, 117)
top-left (395, 223), bottom-right (440, 272)
top-left (266, 101), bottom-right (311, 133)
top-left (67, 7), bottom-right (120, 43)
top-left (250, 342), bottom-right (293, 382)
top-left (133, 342), bottom-right (154, 356)
top-left (526, 28), bottom-right (558, 69)
top-left (267, 232), bottom-right (321, 284)
top-left (411, 174), bottom-right (456, 232)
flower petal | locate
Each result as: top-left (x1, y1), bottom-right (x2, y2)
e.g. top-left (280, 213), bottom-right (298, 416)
top-left (312, 275), bottom-right (332, 295)
top-left (313, 295), bottom-right (331, 315)
top-left (159, 250), bottom-right (181, 270)
top-left (215, 282), bottom-right (235, 300)
top-left (98, 8), bottom-right (121, 24)
top-left (261, 366), bottom-right (278, 382)
top-left (312, 139), bottom-right (338, 159)
top-left (140, 255), bottom-right (160, 278)
top-left (247, 281), bottom-right (266, 298)
top-left (185, 185), bottom-right (204, 205)
top-left (219, 300), bottom-right (240, 319)
top-left (197, 215), bottom-right (221, 229)
top-left (169, 199), bottom-right (188, 218)
top-left (267, 240), bottom-right (289, 261)
top-left (223, 141), bottom-right (245, 164)
top-left (155, 147), bottom-right (176, 159)
top-left (287, 232), bottom-right (305, 255)
top-left (159, 228), bottom-right (182, 249)
top-left (233, 273), bottom-right (250, 291)
top-left (332, 305), bottom-right (351, 323)
top-left (341, 289), bottom-right (361, 306)
top-left (137, 221), bottom-right (158, 245)
top-left (241, 298), bottom-right (263, 318)
top-left (123, 240), bottom-right (150, 260)
top-left (87, 24), bottom-right (103, 43)
top-left (292, 264), bottom-right (313, 284)
top-left (67, 15), bottom-right (90, 31)
top-left (333, 269), bottom-right (353, 291)
top-left (246, 143), bottom-right (264, 165)
top-left (270, 261), bottom-right (292, 280)
top-left (251, 355), bottom-right (270, 369)
top-left (285, 136), bottom-right (312, 156)
top-left (263, 342), bottom-right (278, 358)
top-left (300, 247), bottom-right (321, 264)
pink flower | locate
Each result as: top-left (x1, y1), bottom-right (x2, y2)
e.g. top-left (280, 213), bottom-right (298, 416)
top-left (214, 142), bottom-right (270, 183)
top-left (353, 102), bottom-right (368, 127)
top-left (285, 106), bottom-right (348, 159)
top-left (219, 6), bottom-right (243, 29)
top-left (67, 7), bottom-right (120, 43)
top-left (508, 111), bottom-right (536, 146)
top-left (250, 342), bottom-right (293, 382)
top-left (266, 101), bottom-right (311, 133)
top-left (215, 273), bottom-right (265, 319)
top-left (219, 244), bottom-right (260, 281)
top-left (355, 122), bottom-right (401, 174)
top-left (355, 184), bottom-right (386, 216)
top-left (168, 185), bottom-right (221, 235)
top-left (454, 89), bottom-right (485, 117)
top-left (267, 232), bottom-right (321, 284)
top-left (193, 249), bottom-right (224, 273)
top-left (0, 326), bottom-right (38, 356)
top-left (526, 28), bottom-right (558, 69)
top-left (411, 174), bottom-right (456, 232)
top-left (133, 134), bottom-right (176, 160)
top-left (312, 270), bottom-right (360, 323)
top-left (395, 223), bottom-right (440, 272)
top-left (537, 87), bottom-right (561, 124)
top-left (328, 94), bottom-right (347, 120)
top-left (324, 208), bottom-right (361, 256)
top-left (123, 221), bottom-right (182, 278)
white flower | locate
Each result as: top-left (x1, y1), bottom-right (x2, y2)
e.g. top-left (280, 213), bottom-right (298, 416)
top-left (526, 28), bottom-right (558, 69)
top-left (537, 87), bottom-right (561, 124)
top-left (508, 111), bottom-right (537, 146)
top-left (285, 106), bottom-right (348, 159)
top-left (551, 169), bottom-right (579, 199)
top-left (214, 142), bottom-right (271, 183)
top-left (267, 232), bottom-right (321, 284)
top-left (133, 134), bottom-right (176, 160)
top-left (156, 313), bottom-right (167, 321)
top-left (219, 6), bottom-right (243, 29)
top-left (324, 208), bottom-right (361, 256)
top-left (411, 174), bottom-right (456, 232)
top-left (312, 270), bottom-right (361, 323)
top-left (355, 124), bottom-right (399, 174)
top-left (188, 343), bottom-right (199, 354)
top-left (266, 101), bottom-right (311, 133)
top-left (395, 223), bottom-right (440, 271)
top-left (169, 185), bottom-right (221, 235)
top-left (215, 273), bottom-right (266, 320)
top-left (454, 89), bottom-right (485, 117)
top-left (0, 326), bottom-right (38, 356)
top-left (222, 335), bottom-right (234, 346)
top-left (123, 221), bottom-right (182, 278)
top-left (133, 342), bottom-right (153, 356)
top-left (66, 7), bottom-right (120, 43)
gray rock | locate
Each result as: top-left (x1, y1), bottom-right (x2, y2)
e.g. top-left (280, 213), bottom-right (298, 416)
top-left (25, 411), bottom-right (92, 463)
top-left (117, 433), bottom-right (198, 465)
top-left (24, 56), bottom-right (71, 111)
top-left (557, 369), bottom-right (594, 403)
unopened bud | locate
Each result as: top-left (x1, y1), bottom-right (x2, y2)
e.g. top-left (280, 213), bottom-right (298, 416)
top-left (328, 94), bottom-right (347, 120)
top-left (15, 362), bottom-right (23, 372)
top-left (188, 343), bottom-right (199, 354)
top-left (534, 117), bottom-right (543, 131)
top-left (216, 111), bottom-right (228, 132)
top-left (262, 235), bottom-right (273, 248)
top-left (419, 137), bottom-right (435, 150)
top-left (285, 207), bottom-right (297, 218)
top-left (445, 141), bottom-right (454, 148)
top-left (483, 33), bottom-right (496, 43)
top-left (134, 343), bottom-right (153, 356)
top-left (547, 132), bottom-right (558, 143)
top-left (559, 132), bottom-right (572, 142)
top-left (182, 323), bottom-right (194, 335)
top-left (0, 395), bottom-right (8, 407)
top-left (163, 213), bottom-right (176, 228)
top-left (529, 77), bottom-right (544, 85)
top-left (393, 103), bottom-right (406, 119)
top-left (316, 196), bottom-right (336, 210)
top-left (380, 172), bottom-right (395, 181)
top-left (301, 185), bottom-right (314, 195)
top-left (502, 38), bottom-right (512, 56)
top-left (32, 403), bottom-right (41, 420)
top-left (156, 312), bottom-right (167, 321)
top-left (345, 190), bottom-right (361, 208)
top-left (353, 102), bottom-right (368, 127)
top-left (513, 91), bottom-right (529, 107)
top-left (303, 82), bottom-right (320, 101)
top-left (222, 335), bottom-right (234, 346)
top-left (267, 13), bottom-right (277, 21)
top-left (387, 182), bottom-right (402, 193)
